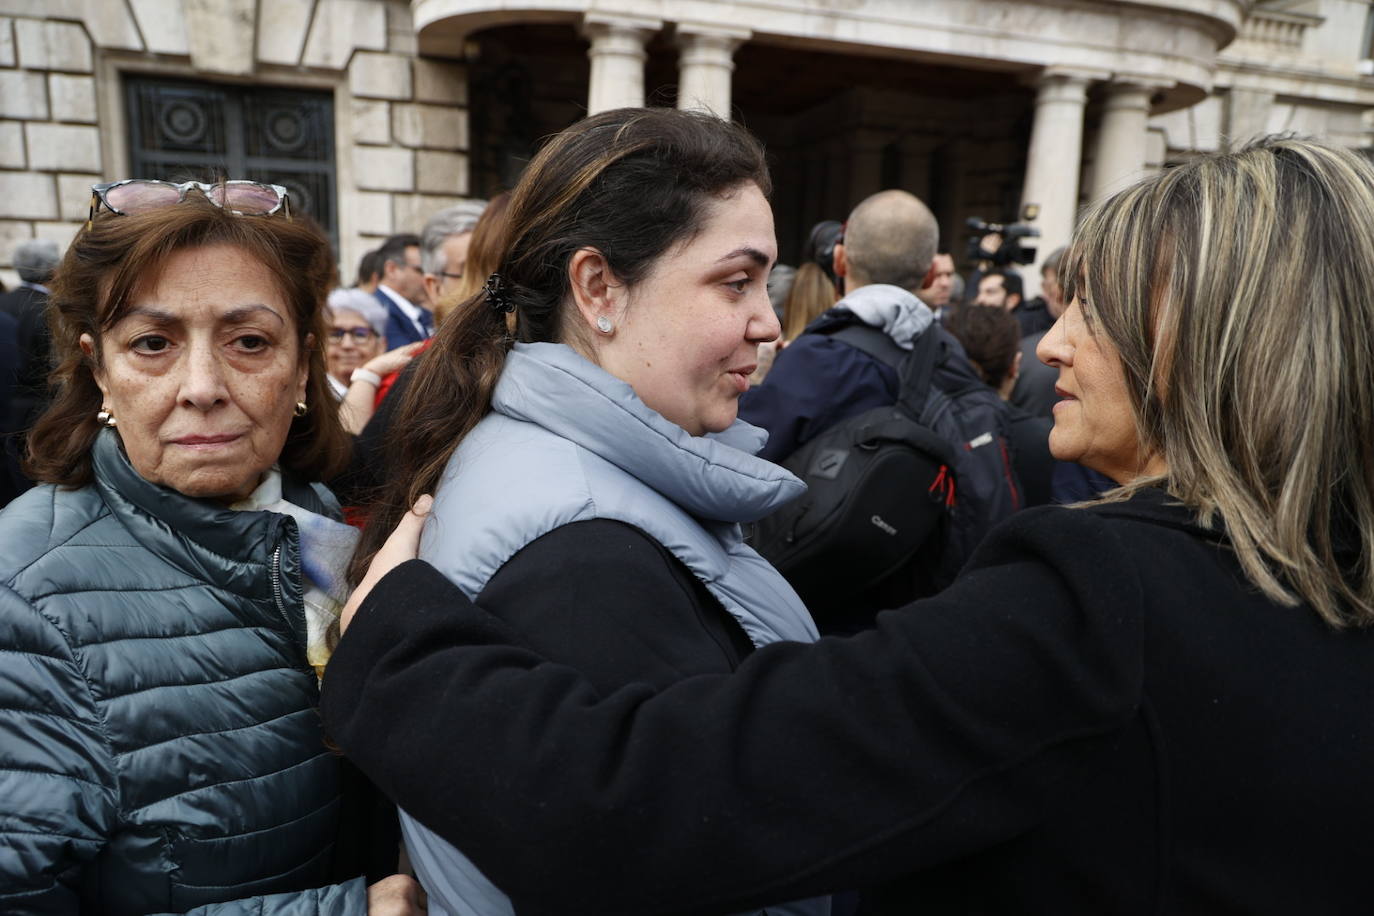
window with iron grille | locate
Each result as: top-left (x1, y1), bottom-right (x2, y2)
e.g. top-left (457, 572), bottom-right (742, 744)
top-left (125, 76), bottom-right (337, 245)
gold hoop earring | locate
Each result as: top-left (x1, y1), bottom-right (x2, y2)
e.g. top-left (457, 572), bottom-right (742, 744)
top-left (96, 408), bottom-right (116, 428)
top-left (293, 401), bottom-right (308, 417)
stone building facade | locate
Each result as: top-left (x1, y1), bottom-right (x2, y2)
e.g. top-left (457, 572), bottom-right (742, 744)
top-left (1, 0), bottom-right (1372, 294)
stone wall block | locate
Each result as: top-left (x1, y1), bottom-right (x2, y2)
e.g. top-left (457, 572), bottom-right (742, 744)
top-left (0, 71), bottom-right (49, 120)
top-left (27, 123), bottom-right (101, 173)
top-left (344, 190), bottom-right (393, 237)
top-left (385, 0), bottom-right (417, 55)
top-left (302, 0), bottom-right (387, 69)
top-left (353, 146), bottom-right (413, 191)
top-left (392, 193), bottom-right (461, 234)
top-left (129, 0), bottom-right (189, 55)
top-left (413, 58), bottom-right (467, 105)
top-left (0, 171), bottom-right (57, 220)
top-left (0, 17), bottom-right (14, 67)
top-left (416, 150), bottom-right (467, 195)
top-left (34, 220), bottom-right (79, 253)
top-left (350, 51), bottom-right (412, 100)
top-left (351, 99), bottom-right (391, 145)
top-left (0, 120), bottom-right (23, 168)
top-left (392, 103), bottom-right (465, 150)
top-left (57, 172), bottom-right (102, 221)
top-left (77, 0), bottom-right (145, 52)
top-left (50, 74), bottom-right (97, 123)
top-left (185, 0), bottom-right (255, 75)
top-left (257, 0), bottom-right (313, 65)
top-left (15, 18), bottom-right (93, 72)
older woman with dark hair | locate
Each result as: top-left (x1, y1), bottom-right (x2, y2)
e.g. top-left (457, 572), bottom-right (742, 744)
top-left (0, 181), bottom-right (418, 914)
top-left (327, 136), bottom-right (1374, 914)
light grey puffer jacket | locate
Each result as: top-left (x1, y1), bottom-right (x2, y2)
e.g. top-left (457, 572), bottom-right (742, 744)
top-left (0, 430), bottom-right (366, 915)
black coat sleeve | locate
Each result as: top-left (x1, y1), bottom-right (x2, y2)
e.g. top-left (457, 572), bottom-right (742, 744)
top-left (321, 507), bottom-right (1145, 916)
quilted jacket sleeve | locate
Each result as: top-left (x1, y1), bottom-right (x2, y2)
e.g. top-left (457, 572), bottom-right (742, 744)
top-left (171, 876), bottom-right (367, 916)
top-left (0, 583), bottom-right (119, 913)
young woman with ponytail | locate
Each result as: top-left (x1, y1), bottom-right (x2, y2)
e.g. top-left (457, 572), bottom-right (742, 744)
top-left (343, 108), bottom-right (829, 916)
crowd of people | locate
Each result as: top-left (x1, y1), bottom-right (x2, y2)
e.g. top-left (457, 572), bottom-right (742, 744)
top-left (2, 109), bottom-right (1374, 916)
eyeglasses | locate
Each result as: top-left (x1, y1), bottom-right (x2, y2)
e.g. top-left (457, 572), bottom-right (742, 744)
top-left (88, 179), bottom-right (291, 228)
top-left (328, 327), bottom-right (379, 343)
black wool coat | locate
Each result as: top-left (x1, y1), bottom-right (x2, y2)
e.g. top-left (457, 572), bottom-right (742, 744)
top-left (323, 489), bottom-right (1374, 915)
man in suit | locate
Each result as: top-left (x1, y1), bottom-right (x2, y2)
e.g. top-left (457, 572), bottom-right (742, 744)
top-left (372, 233), bottom-right (432, 346)
top-left (0, 238), bottom-right (60, 503)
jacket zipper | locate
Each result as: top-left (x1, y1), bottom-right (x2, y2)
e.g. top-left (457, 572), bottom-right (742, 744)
top-left (270, 543), bottom-right (286, 615)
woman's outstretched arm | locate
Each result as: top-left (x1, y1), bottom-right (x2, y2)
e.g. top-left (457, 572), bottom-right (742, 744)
top-left (322, 507), bottom-right (1145, 916)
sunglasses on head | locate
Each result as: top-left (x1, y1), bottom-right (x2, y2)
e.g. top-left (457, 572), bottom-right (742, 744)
top-left (88, 179), bottom-right (291, 228)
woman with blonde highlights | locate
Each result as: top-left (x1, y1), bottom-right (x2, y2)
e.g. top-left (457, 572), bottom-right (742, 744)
top-left (325, 136), bottom-right (1374, 914)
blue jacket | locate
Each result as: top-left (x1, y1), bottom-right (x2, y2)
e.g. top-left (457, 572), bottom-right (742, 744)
top-left (0, 430), bottom-right (366, 915)
top-left (402, 342), bottom-right (827, 916)
top-left (375, 287), bottom-right (428, 347)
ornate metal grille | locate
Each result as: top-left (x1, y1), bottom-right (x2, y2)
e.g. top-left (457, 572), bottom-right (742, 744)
top-left (125, 76), bottom-right (336, 242)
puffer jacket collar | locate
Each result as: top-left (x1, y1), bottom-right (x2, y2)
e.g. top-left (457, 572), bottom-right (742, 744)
top-left (494, 342), bottom-right (804, 523)
top-left (90, 428), bottom-right (311, 642)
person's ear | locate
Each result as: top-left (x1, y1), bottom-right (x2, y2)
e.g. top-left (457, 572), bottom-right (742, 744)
top-left (567, 247), bottom-right (626, 335)
top-left (422, 273), bottom-right (441, 304)
top-left (79, 333), bottom-right (109, 398)
top-left (919, 260), bottom-right (937, 291)
top-left (833, 242), bottom-right (848, 279)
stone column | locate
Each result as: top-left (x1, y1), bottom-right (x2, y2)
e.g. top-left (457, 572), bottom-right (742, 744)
top-left (582, 15), bottom-right (662, 115)
top-left (675, 24), bottom-right (750, 119)
top-left (1020, 67), bottom-right (1103, 298)
top-left (1088, 81), bottom-right (1159, 202)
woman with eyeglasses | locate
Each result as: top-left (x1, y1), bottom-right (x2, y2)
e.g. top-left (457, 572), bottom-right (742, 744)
top-left (0, 181), bottom-right (419, 915)
top-left (324, 288), bottom-right (421, 435)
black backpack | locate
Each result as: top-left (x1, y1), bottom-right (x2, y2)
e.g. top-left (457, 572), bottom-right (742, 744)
top-left (821, 322), bottom-right (1024, 576)
top-left (752, 325), bottom-right (960, 613)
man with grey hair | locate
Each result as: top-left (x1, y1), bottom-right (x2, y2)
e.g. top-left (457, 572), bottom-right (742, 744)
top-left (1, 238), bottom-right (61, 503)
top-left (420, 200), bottom-right (487, 304)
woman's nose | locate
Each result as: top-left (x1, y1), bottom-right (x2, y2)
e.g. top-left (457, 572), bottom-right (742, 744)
top-left (1037, 308), bottom-right (1075, 368)
top-left (749, 293), bottom-right (782, 344)
top-left (178, 343), bottom-right (230, 410)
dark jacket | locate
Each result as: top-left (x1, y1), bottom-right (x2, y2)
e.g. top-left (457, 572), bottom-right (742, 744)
top-left (0, 308), bottom-right (20, 507)
top-left (0, 284), bottom-right (50, 503)
top-left (739, 308), bottom-right (988, 463)
top-left (1005, 403), bottom-right (1055, 507)
top-left (1010, 328), bottom-right (1058, 418)
top-left (1011, 295), bottom-right (1055, 336)
top-left (374, 287), bottom-right (428, 347)
top-left (323, 488), bottom-right (1374, 915)
top-left (0, 430), bottom-right (372, 915)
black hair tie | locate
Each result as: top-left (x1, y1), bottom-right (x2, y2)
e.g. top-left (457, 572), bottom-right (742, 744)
top-left (484, 273), bottom-right (514, 314)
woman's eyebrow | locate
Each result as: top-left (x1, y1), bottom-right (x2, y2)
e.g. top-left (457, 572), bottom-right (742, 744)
top-left (121, 306), bottom-right (180, 324)
top-left (222, 304), bottom-right (286, 325)
top-left (715, 246), bottom-right (773, 268)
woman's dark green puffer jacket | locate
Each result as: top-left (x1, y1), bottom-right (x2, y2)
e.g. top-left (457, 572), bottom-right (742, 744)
top-left (0, 430), bottom-right (367, 915)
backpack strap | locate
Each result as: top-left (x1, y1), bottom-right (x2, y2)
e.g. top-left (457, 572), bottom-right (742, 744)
top-left (829, 322), bottom-right (942, 420)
